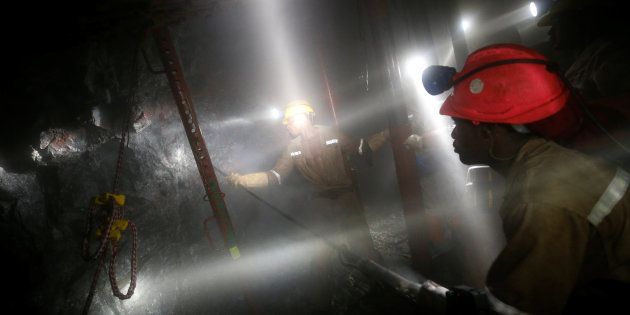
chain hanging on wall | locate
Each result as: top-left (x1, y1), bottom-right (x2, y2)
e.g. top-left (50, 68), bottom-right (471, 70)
top-left (80, 43), bottom-right (141, 315)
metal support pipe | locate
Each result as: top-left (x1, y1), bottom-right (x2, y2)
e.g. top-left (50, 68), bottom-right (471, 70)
top-left (316, 42), bottom-right (339, 127)
top-left (152, 26), bottom-right (240, 259)
top-left (363, 0), bottom-right (431, 273)
top-left (151, 24), bottom-right (261, 314)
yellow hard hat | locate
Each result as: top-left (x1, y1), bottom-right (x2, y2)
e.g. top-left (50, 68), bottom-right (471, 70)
top-left (283, 100), bottom-right (315, 125)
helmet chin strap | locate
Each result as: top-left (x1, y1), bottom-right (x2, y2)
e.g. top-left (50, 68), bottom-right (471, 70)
top-left (488, 132), bottom-right (518, 162)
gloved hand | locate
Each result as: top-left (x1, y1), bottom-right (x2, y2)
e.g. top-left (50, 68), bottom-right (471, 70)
top-left (404, 134), bottom-right (424, 152)
top-left (227, 172), bottom-right (269, 188)
top-left (418, 280), bottom-right (448, 313)
top-left (227, 173), bottom-right (243, 187)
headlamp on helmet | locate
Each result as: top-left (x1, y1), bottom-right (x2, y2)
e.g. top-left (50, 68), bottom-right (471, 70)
top-left (422, 65), bottom-right (457, 96)
top-left (421, 44), bottom-right (570, 125)
top-left (283, 100), bottom-right (315, 125)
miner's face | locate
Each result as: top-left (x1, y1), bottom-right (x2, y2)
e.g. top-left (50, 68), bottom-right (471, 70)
top-left (286, 114), bottom-right (309, 138)
top-left (450, 118), bottom-right (491, 165)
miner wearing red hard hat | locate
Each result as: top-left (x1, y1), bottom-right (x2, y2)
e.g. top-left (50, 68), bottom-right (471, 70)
top-left (415, 44), bottom-right (630, 314)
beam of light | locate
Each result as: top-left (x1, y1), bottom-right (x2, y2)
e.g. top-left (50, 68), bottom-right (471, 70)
top-left (109, 217), bottom-right (426, 312)
top-left (255, 0), bottom-right (302, 100)
top-left (440, 46), bottom-right (456, 68)
top-left (472, 6), bottom-right (538, 40)
top-left (404, 53), bottom-right (447, 131)
top-left (529, 2), bottom-right (538, 17)
top-left (269, 107), bottom-right (282, 120)
top-left (403, 51), bottom-right (463, 188)
top-left (110, 237), bottom-right (335, 311)
top-left (461, 18), bottom-right (471, 32)
top-left (404, 50), bottom-right (506, 286)
top-left (205, 117), bottom-right (252, 129)
top-left (404, 55), bottom-right (428, 85)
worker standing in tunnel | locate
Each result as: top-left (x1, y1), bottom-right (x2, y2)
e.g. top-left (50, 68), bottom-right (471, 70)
top-left (416, 44), bottom-right (630, 314)
top-left (227, 99), bottom-right (386, 310)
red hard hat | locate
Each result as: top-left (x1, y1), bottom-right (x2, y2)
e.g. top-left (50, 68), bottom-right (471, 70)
top-left (439, 44), bottom-right (570, 124)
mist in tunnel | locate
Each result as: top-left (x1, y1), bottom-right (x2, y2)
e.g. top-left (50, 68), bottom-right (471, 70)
top-left (0, 0), bottom-right (553, 314)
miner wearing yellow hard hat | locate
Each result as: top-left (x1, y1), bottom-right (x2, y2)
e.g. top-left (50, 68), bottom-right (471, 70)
top-left (228, 100), bottom-right (387, 192)
top-left (228, 99), bottom-right (386, 309)
top-left (228, 99), bottom-right (386, 230)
